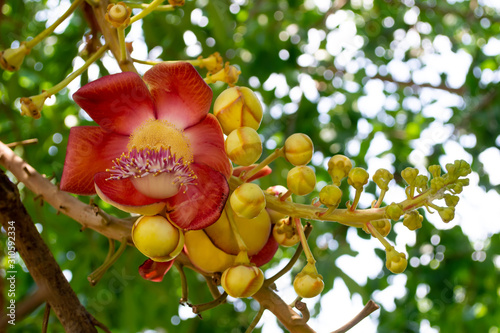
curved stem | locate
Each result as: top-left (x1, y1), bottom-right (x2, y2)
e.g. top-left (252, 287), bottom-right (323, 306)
top-left (25, 0), bottom-right (85, 49)
top-left (365, 222), bottom-right (391, 250)
top-left (174, 262), bottom-right (188, 303)
top-left (373, 189), bottom-right (387, 208)
top-left (242, 148), bottom-right (283, 181)
top-left (331, 300), bottom-right (379, 333)
top-left (191, 292), bottom-right (228, 314)
top-left (124, 2), bottom-right (176, 11)
top-left (246, 305), bottom-right (265, 333)
top-left (295, 218), bottom-right (315, 265)
top-left (88, 237), bottom-right (128, 286)
top-left (129, 0), bottom-right (166, 24)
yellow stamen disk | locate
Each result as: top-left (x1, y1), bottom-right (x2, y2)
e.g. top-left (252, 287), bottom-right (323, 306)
top-left (127, 119), bottom-right (193, 162)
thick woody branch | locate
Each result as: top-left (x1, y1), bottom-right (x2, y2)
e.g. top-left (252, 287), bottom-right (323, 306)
top-left (0, 171), bottom-right (98, 332)
top-left (331, 300), bottom-right (379, 333)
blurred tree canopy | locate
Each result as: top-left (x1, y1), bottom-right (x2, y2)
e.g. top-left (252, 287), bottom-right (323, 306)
top-left (1, 0), bottom-right (499, 332)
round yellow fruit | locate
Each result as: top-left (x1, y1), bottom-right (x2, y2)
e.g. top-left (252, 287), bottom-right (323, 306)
top-left (230, 183), bottom-right (266, 219)
top-left (221, 264), bottom-right (264, 298)
top-left (287, 166), bottom-right (316, 196)
top-left (225, 127), bottom-right (262, 166)
top-left (283, 133), bottom-right (314, 166)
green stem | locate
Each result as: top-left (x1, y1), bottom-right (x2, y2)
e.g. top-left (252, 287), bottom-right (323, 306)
top-left (124, 2), bottom-right (176, 11)
top-left (43, 44), bottom-right (109, 98)
top-left (264, 223), bottom-right (312, 287)
top-left (129, 0), bottom-right (166, 24)
top-left (25, 0), bottom-right (85, 49)
top-left (241, 148), bottom-right (284, 181)
top-left (294, 218), bottom-right (315, 265)
top-left (191, 292), bottom-right (228, 314)
top-left (88, 237), bottom-right (128, 286)
top-left (174, 262), bottom-right (188, 303)
top-left (373, 189), bottom-right (387, 208)
top-left (365, 222), bottom-right (391, 250)
top-left (245, 305), bottom-right (265, 333)
top-left (117, 26), bottom-right (127, 63)
top-left (349, 188), bottom-right (362, 211)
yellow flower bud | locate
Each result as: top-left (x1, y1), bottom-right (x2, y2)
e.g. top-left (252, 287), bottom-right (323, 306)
top-left (373, 168), bottom-right (394, 191)
top-left (272, 217), bottom-right (300, 247)
top-left (347, 167), bottom-right (369, 190)
top-left (401, 167), bottom-right (418, 186)
top-left (327, 155), bottom-right (352, 185)
top-left (20, 95), bottom-right (47, 119)
top-left (225, 127), bottom-right (262, 166)
top-left (0, 43), bottom-right (30, 72)
top-left (198, 52), bottom-right (223, 73)
top-left (385, 247), bottom-right (407, 274)
top-left (293, 263), bottom-right (324, 298)
top-left (283, 133), bottom-right (314, 166)
top-left (386, 202), bottom-right (404, 221)
top-left (371, 219), bottom-right (392, 237)
top-left (444, 194), bottom-right (459, 207)
top-left (214, 86), bottom-right (263, 135)
top-left (287, 166), bottom-right (316, 196)
top-left (132, 215), bottom-right (184, 262)
top-left (403, 210), bottom-right (423, 230)
top-left (105, 2), bottom-right (132, 28)
top-left (438, 207), bottom-right (455, 223)
top-left (221, 264), bottom-right (264, 298)
top-left (230, 183), bottom-right (266, 219)
top-left (428, 165), bottom-right (441, 178)
top-left (319, 185), bottom-right (342, 207)
top-left (207, 63), bottom-right (241, 86)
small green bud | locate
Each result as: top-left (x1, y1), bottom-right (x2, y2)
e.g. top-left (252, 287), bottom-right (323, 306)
top-left (430, 176), bottom-right (446, 192)
top-left (386, 203), bottom-right (404, 221)
top-left (371, 219), bottom-right (392, 237)
top-left (444, 194), bottom-right (459, 207)
top-left (319, 185), bottom-right (342, 207)
top-left (0, 43), bottom-right (30, 71)
top-left (385, 247), bottom-right (407, 274)
top-left (347, 167), bottom-right (369, 190)
top-left (428, 165), bottom-right (441, 178)
top-left (415, 175), bottom-right (429, 192)
top-left (327, 155), bottom-right (352, 185)
top-left (373, 168), bottom-right (394, 191)
top-left (403, 210), bottom-right (423, 230)
top-left (401, 167), bottom-right (419, 186)
top-left (438, 207), bottom-right (455, 223)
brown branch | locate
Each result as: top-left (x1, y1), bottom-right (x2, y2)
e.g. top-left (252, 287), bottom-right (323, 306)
top-left (252, 287), bottom-right (316, 333)
top-left (5, 138), bottom-right (39, 148)
top-left (331, 300), bottom-right (379, 333)
top-left (0, 171), bottom-right (99, 332)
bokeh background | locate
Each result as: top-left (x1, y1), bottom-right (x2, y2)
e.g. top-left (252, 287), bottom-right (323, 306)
top-left (1, 0), bottom-right (499, 332)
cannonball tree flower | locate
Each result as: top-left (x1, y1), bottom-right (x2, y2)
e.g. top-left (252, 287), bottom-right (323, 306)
top-left (60, 63), bottom-right (231, 230)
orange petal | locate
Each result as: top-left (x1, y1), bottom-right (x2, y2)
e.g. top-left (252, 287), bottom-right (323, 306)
top-left (165, 163), bottom-right (229, 230)
top-left (138, 259), bottom-right (174, 282)
top-left (73, 72), bottom-right (155, 135)
top-left (184, 114), bottom-right (231, 179)
top-left (232, 165), bottom-right (272, 182)
top-left (143, 62), bottom-right (212, 129)
top-left (60, 127), bottom-right (129, 195)
top-left (94, 172), bottom-right (165, 215)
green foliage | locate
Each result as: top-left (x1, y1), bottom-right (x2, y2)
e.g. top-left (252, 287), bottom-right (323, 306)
top-left (1, 0), bottom-right (499, 332)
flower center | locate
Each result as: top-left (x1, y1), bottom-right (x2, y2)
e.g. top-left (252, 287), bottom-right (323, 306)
top-left (105, 120), bottom-right (197, 199)
top-left (127, 119), bottom-right (193, 163)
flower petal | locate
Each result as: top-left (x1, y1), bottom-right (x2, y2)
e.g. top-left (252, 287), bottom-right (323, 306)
top-left (184, 114), bottom-right (232, 179)
top-left (250, 232), bottom-right (278, 267)
top-left (165, 163), bottom-right (229, 230)
top-left (232, 165), bottom-right (272, 182)
top-left (73, 72), bottom-right (155, 135)
top-left (60, 127), bottom-right (129, 195)
top-left (143, 62), bottom-right (212, 129)
top-left (138, 259), bottom-right (174, 282)
top-left (94, 172), bottom-right (166, 215)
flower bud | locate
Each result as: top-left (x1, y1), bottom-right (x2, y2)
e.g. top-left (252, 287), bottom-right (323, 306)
top-left (132, 215), bottom-right (184, 262)
top-left (403, 210), bottom-right (423, 230)
top-left (327, 155), bottom-right (352, 185)
top-left (438, 207), bottom-right (455, 223)
top-left (283, 133), bottom-right (314, 166)
top-left (415, 175), bottom-right (429, 192)
top-left (385, 247), bottom-right (407, 274)
top-left (20, 95), bottom-right (47, 119)
top-left (230, 183), bottom-right (266, 219)
top-left (373, 168), bottom-right (394, 191)
top-left (347, 167), bottom-right (369, 190)
top-left (430, 176), bottom-right (446, 192)
top-left (287, 166), bottom-right (316, 196)
top-left (225, 127), bottom-right (262, 166)
top-left (0, 43), bottom-right (30, 72)
top-left (105, 2), bottom-right (132, 28)
top-left (319, 185), bottom-right (342, 207)
top-left (214, 86), bottom-right (263, 135)
top-left (265, 185), bottom-right (292, 223)
top-left (428, 165), bottom-right (441, 178)
top-left (401, 167), bottom-right (418, 186)
top-left (221, 264), bottom-right (264, 298)
top-left (293, 263), bottom-right (324, 298)
top-left (386, 203), bottom-right (404, 221)
top-left (444, 194), bottom-right (459, 207)
top-left (198, 52), bottom-right (223, 73)
top-left (272, 217), bottom-right (300, 247)
top-left (371, 219), bottom-right (391, 237)
top-left (208, 63), bottom-right (241, 86)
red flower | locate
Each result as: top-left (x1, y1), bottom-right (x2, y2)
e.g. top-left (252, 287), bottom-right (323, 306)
top-left (60, 63), bottom-right (231, 230)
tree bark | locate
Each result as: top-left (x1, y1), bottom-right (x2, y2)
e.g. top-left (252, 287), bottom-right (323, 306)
top-left (0, 171), bottom-right (98, 332)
